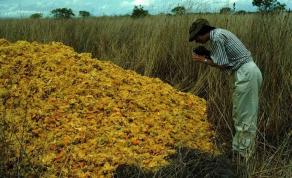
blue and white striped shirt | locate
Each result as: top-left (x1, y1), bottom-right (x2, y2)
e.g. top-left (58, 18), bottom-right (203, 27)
top-left (210, 28), bottom-right (252, 72)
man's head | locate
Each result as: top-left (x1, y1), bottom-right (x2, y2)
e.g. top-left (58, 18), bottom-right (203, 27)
top-left (189, 19), bottom-right (214, 44)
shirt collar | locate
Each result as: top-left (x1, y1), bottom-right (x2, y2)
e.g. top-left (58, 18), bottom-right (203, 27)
top-left (210, 29), bottom-right (216, 41)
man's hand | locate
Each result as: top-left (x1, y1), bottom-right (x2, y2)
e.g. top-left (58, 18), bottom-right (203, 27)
top-left (192, 53), bottom-right (221, 68)
top-left (192, 54), bottom-right (206, 63)
top-left (193, 46), bottom-right (210, 57)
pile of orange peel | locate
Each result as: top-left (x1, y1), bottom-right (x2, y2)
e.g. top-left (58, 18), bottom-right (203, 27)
top-left (0, 39), bottom-right (218, 177)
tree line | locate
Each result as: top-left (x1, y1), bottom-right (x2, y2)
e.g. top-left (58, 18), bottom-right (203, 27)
top-left (30, 8), bottom-right (90, 19)
top-left (30, 0), bottom-right (288, 19)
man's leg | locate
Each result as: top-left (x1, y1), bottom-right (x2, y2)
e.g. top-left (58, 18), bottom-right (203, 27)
top-left (232, 61), bottom-right (262, 159)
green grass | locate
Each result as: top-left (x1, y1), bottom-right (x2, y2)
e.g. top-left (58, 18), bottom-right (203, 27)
top-left (0, 13), bottom-right (291, 177)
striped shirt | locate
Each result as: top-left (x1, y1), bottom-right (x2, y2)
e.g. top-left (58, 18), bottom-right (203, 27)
top-left (210, 28), bottom-right (252, 72)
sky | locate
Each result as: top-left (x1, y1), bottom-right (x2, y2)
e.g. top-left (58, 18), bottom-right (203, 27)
top-left (0, 0), bottom-right (291, 17)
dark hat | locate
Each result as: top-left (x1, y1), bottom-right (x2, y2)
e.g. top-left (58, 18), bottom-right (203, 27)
top-left (189, 19), bottom-right (209, 42)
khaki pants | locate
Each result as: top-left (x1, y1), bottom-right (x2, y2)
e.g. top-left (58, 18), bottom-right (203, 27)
top-left (232, 61), bottom-right (262, 158)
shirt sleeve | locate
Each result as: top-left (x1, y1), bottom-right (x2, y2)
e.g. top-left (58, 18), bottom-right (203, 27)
top-left (210, 39), bottom-right (229, 66)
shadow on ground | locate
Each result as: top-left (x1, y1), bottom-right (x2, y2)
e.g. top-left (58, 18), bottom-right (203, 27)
top-left (114, 147), bottom-right (237, 178)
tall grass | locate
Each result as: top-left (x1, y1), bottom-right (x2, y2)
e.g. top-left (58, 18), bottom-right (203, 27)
top-left (0, 13), bottom-right (291, 177)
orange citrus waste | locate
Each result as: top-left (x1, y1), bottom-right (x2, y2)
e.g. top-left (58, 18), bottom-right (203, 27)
top-left (0, 39), bottom-right (218, 177)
